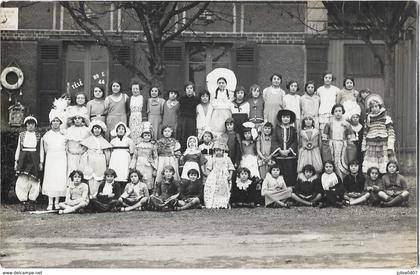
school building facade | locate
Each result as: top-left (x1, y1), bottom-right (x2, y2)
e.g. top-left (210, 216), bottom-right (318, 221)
top-left (0, 1), bottom-right (417, 173)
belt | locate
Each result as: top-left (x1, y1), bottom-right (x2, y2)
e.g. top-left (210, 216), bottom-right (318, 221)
top-left (22, 147), bottom-right (36, 152)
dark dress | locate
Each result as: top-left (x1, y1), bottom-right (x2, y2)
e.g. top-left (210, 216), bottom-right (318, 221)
top-left (320, 173), bottom-right (345, 207)
top-left (178, 95), bottom-right (200, 151)
top-left (230, 177), bottom-right (259, 205)
top-left (89, 181), bottom-right (122, 212)
top-left (294, 174), bottom-right (323, 201)
top-left (16, 131), bottom-right (41, 180)
top-left (231, 100), bottom-right (249, 134)
top-left (272, 124), bottom-right (298, 187)
top-left (343, 174), bottom-right (366, 194)
top-left (179, 179), bottom-right (204, 205)
top-left (220, 131), bottom-right (242, 167)
top-left (146, 178), bottom-right (180, 210)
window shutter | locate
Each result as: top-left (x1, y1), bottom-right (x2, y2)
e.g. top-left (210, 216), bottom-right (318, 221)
top-left (306, 45), bottom-right (328, 88)
top-left (38, 40), bottom-right (63, 125)
top-left (109, 44), bottom-right (134, 93)
top-left (163, 42), bottom-right (185, 93)
top-left (233, 44), bottom-right (257, 90)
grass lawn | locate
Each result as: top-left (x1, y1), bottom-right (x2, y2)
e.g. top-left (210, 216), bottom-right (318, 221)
top-left (0, 176), bottom-right (417, 268)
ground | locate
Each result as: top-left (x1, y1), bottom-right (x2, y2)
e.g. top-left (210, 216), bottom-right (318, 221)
top-left (0, 177), bottom-right (417, 268)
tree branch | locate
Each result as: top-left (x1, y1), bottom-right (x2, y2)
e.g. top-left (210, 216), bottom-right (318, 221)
top-left (162, 2), bottom-right (210, 45)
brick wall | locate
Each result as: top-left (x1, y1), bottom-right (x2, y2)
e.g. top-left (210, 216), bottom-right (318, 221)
top-left (1, 41), bottom-right (38, 127)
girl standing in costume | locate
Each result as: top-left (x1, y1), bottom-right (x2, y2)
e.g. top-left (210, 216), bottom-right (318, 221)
top-left (204, 141), bottom-right (234, 209)
top-left (127, 82), bottom-right (144, 145)
top-left (41, 110), bottom-right (67, 211)
top-left (58, 170), bottom-right (89, 214)
top-left (196, 90), bottom-right (213, 140)
top-left (336, 77), bottom-right (360, 121)
top-left (248, 84), bottom-right (264, 133)
top-left (220, 118), bottom-right (242, 169)
top-left (86, 86), bottom-right (106, 123)
top-left (178, 82), bottom-right (200, 150)
top-left (240, 122), bottom-right (260, 178)
top-left (130, 122), bottom-right (158, 194)
top-left (108, 122), bottom-right (135, 190)
top-left (80, 120), bottom-right (112, 196)
top-left (263, 73), bottom-right (285, 127)
top-left (256, 122), bottom-right (275, 179)
top-left (104, 80), bottom-right (128, 139)
top-left (14, 116), bottom-right (42, 212)
top-left (347, 109), bottom-right (364, 172)
top-left (272, 109), bottom-right (298, 187)
top-left (209, 77), bottom-right (234, 137)
top-left (297, 116), bottom-right (323, 173)
top-left (147, 86), bottom-right (165, 140)
top-left (283, 80), bottom-right (301, 130)
top-left (316, 72), bottom-right (340, 133)
top-left (162, 90), bottom-right (180, 138)
top-left (65, 114), bottom-right (89, 180)
top-left (180, 136), bottom-right (207, 180)
top-left (66, 92), bottom-right (90, 128)
top-left (155, 126), bottom-right (181, 182)
top-left (231, 86), bottom-right (250, 134)
top-left (199, 130), bottom-right (215, 164)
top-left (300, 81), bottom-right (320, 129)
top-left (322, 104), bottom-right (353, 180)
top-left (362, 94), bottom-right (395, 174)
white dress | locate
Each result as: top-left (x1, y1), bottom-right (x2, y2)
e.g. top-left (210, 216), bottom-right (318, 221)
top-left (41, 130), bottom-right (67, 197)
top-left (196, 103), bottom-right (213, 140)
top-left (108, 136), bottom-right (135, 182)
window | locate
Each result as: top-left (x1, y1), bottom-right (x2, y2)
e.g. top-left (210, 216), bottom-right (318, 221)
top-left (187, 43), bottom-right (232, 92)
top-left (344, 44), bottom-right (385, 77)
top-left (65, 44), bottom-right (109, 99)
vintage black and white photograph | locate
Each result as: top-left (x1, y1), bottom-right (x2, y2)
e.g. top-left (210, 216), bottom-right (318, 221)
top-left (0, 0), bottom-right (418, 270)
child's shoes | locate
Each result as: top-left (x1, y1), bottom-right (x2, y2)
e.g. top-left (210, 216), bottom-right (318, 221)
top-left (47, 204), bottom-right (53, 211)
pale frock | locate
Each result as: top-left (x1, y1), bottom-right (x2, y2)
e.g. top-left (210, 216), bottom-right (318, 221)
top-left (209, 89), bottom-right (233, 137)
top-left (263, 86), bottom-right (285, 126)
top-left (204, 156), bottom-right (234, 208)
top-left (65, 126), bottom-right (89, 177)
top-left (128, 95), bottom-right (144, 145)
top-left (41, 130), bottom-right (67, 197)
top-left (196, 103), bottom-right (213, 140)
top-left (109, 136), bottom-right (135, 182)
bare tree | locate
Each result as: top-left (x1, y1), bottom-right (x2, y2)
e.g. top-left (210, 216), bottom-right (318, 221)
top-left (323, 1), bottom-right (416, 113)
top-left (60, 1), bottom-right (211, 88)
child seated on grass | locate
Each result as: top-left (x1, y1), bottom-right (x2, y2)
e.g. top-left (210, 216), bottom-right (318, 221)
top-left (343, 160), bottom-right (370, 206)
top-left (364, 166), bottom-right (382, 206)
top-left (230, 167), bottom-right (259, 208)
top-left (378, 161), bottom-right (409, 207)
top-left (58, 170), bottom-right (89, 214)
top-left (319, 160), bottom-right (345, 208)
top-left (89, 168), bottom-right (121, 212)
top-left (147, 165), bottom-right (180, 211)
top-left (175, 169), bottom-right (203, 211)
top-left (293, 164), bottom-right (322, 207)
top-left (118, 170), bottom-right (149, 212)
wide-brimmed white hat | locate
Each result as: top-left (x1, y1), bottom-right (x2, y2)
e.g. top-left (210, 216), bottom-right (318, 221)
top-left (23, 115), bottom-right (38, 125)
top-left (110, 122), bottom-right (131, 137)
top-left (88, 120), bottom-right (107, 134)
top-left (206, 68), bottom-right (237, 96)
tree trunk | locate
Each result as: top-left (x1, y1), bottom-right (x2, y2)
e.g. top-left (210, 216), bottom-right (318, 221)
top-left (383, 45), bottom-right (395, 116)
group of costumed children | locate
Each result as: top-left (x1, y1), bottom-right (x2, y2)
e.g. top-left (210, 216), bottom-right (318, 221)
top-left (14, 70), bottom-right (409, 213)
